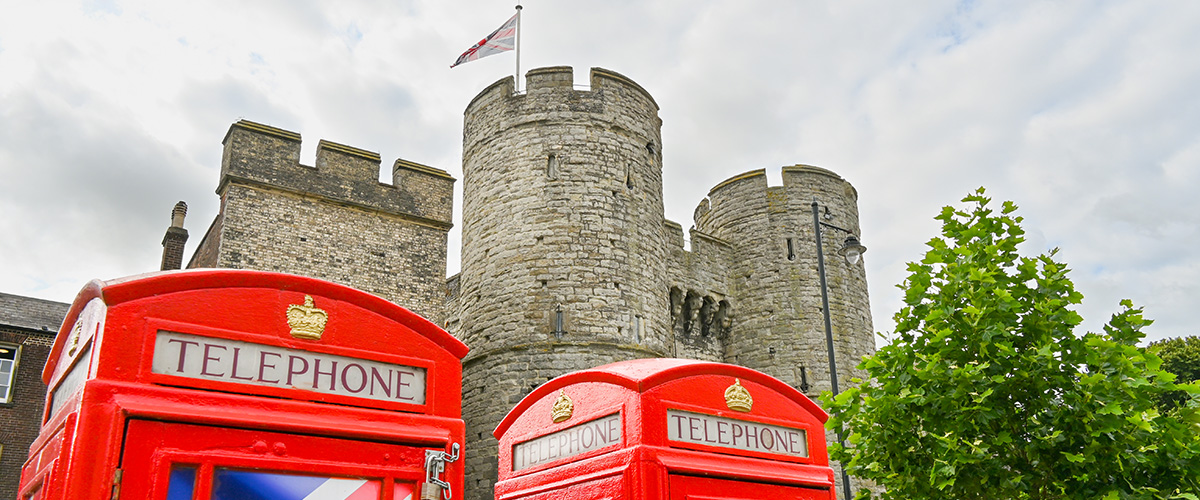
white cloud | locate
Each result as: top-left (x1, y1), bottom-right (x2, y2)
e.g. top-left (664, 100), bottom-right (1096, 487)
top-left (1, 0), bottom-right (1197, 345)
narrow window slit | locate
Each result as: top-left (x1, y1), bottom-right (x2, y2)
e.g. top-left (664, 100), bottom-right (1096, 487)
top-left (547, 154), bottom-right (559, 179)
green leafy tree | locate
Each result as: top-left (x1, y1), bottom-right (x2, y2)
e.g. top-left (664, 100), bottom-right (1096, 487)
top-left (823, 189), bottom-right (1200, 500)
top-left (1148, 336), bottom-right (1200, 412)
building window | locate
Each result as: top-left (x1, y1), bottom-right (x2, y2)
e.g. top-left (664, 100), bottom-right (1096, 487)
top-left (0, 344), bottom-right (19, 404)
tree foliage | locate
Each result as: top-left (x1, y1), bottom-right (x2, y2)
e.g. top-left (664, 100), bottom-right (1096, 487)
top-left (1148, 336), bottom-right (1200, 412)
top-left (823, 189), bottom-right (1200, 500)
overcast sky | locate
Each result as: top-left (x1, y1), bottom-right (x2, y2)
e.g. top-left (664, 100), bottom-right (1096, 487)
top-left (1, 0), bottom-right (1196, 345)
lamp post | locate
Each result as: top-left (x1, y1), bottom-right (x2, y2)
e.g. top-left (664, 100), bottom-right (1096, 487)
top-left (812, 199), bottom-right (866, 500)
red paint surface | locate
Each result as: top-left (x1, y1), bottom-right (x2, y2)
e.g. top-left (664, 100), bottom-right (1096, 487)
top-left (19, 269), bottom-right (466, 500)
top-left (494, 359), bottom-right (836, 500)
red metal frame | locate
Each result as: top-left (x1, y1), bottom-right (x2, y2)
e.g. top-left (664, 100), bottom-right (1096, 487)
top-left (19, 270), bottom-right (467, 500)
top-left (119, 420), bottom-right (425, 499)
top-left (494, 359), bottom-right (836, 500)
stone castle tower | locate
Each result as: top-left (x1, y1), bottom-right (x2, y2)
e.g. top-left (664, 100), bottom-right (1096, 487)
top-left (187, 67), bottom-right (874, 500)
top-left (443, 67), bottom-right (873, 500)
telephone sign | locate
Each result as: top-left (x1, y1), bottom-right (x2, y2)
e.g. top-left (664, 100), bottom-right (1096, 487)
top-left (494, 359), bottom-right (837, 500)
top-left (19, 270), bottom-right (467, 500)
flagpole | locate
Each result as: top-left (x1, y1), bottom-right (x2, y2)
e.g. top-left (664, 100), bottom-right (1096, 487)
top-left (515, 4), bottom-right (522, 93)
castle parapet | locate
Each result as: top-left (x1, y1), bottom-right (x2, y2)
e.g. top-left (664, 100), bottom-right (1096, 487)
top-left (525, 66), bottom-right (574, 91)
top-left (781, 164), bottom-right (858, 202)
top-left (693, 166), bottom-right (859, 234)
top-left (694, 169), bottom-right (769, 229)
top-left (394, 158), bottom-right (455, 224)
top-left (219, 120), bottom-right (454, 228)
top-left (315, 139), bottom-right (380, 183)
top-left (590, 67), bottom-right (658, 110)
top-left (221, 120), bottom-right (302, 176)
top-left (663, 219), bottom-right (685, 248)
top-left (464, 67), bottom-right (660, 142)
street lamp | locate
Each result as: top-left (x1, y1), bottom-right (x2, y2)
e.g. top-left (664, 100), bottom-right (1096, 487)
top-left (811, 199), bottom-right (865, 500)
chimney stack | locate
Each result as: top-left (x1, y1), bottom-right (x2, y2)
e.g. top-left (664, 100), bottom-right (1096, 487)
top-left (160, 201), bottom-right (189, 270)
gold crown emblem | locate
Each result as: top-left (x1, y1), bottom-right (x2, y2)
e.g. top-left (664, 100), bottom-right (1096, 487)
top-left (551, 390), bottom-right (574, 423)
top-left (286, 295), bottom-right (328, 340)
top-left (66, 320), bottom-right (83, 356)
top-left (724, 379), bottom-right (753, 412)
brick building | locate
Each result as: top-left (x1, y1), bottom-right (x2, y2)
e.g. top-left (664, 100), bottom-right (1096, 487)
top-left (0, 293), bottom-right (69, 499)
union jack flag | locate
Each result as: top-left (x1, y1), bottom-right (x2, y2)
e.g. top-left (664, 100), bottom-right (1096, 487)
top-left (187, 469), bottom-right (414, 500)
top-left (451, 12), bottom-right (518, 68)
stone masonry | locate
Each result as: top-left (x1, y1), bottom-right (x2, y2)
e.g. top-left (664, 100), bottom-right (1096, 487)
top-left (451, 68), bottom-right (672, 499)
top-left (188, 120), bottom-right (455, 323)
top-left (446, 67), bottom-right (874, 500)
top-left (183, 67), bottom-right (874, 500)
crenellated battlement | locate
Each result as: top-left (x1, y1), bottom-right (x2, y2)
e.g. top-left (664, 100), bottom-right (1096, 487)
top-left (466, 66), bottom-right (659, 118)
top-left (692, 165), bottom-right (859, 236)
top-left (314, 139), bottom-right (381, 183)
top-left (524, 66), bottom-right (575, 91)
top-left (219, 120), bottom-right (454, 227)
top-left (191, 119), bottom-right (456, 322)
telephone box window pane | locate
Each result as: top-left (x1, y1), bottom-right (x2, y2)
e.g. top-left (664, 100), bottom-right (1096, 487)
top-left (211, 469), bottom-right (381, 500)
top-left (393, 482), bottom-right (415, 500)
top-left (166, 466), bottom-right (197, 500)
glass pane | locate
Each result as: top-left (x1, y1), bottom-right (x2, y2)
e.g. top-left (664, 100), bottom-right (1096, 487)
top-left (393, 482), bottom-right (415, 500)
top-left (211, 469), bottom-right (380, 500)
top-left (166, 466), bottom-right (197, 500)
top-left (2, 352), bottom-right (17, 403)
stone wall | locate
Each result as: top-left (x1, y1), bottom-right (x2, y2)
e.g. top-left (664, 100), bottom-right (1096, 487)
top-left (689, 165), bottom-right (874, 396)
top-left (690, 164), bottom-right (874, 498)
top-left (185, 70), bottom-right (875, 500)
top-left (663, 220), bottom-right (732, 362)
top-left (453, 67), bottom-right (672, 500)
top-left (190, 120), bottom-right (455, 322)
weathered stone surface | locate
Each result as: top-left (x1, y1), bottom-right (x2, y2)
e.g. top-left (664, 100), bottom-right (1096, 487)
top-left (448, 68), bottom-right (873, 500)
top-left (452, 68), bottom-right (671, 500)
top-left (190, 119), bottom-right (455, 322)
top-left (190, 68), bottom-right (873, 500)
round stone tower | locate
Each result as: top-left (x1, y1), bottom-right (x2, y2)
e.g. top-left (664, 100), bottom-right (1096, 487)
top-left (695, 165), bottom-right (874, 403)
top-left (455, 67), bottom-right (671, 499)
top-left (693, 165), bottom-right (874, 498)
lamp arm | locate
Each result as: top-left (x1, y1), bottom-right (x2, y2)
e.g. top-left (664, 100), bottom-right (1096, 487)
top-left (818, 220), bottom-right (856, 236)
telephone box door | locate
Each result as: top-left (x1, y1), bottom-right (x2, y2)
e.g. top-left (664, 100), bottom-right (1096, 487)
top-left (669, 475), bottom-right (830, 500)
top-left (119, 420), bottom-right (424, 500)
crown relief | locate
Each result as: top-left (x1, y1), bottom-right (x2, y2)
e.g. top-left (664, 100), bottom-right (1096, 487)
top-left (66, 320), bottom-right (84, 356)
top-left (724, 378), bottom-right (753, 413)
top-left (286, 295), bottom-right (328, 340)
top-left (551, 390), bottom-right (574, 423)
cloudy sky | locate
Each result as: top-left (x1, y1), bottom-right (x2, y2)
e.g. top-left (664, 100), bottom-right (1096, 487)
top-left (1, 0), bottom-right (1196, 344)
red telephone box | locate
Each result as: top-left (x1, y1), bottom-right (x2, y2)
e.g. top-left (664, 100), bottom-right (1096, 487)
top-left (493, 359), bottom-right (836, 500)
top-left (18, 270), bottom-right (468, 500)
